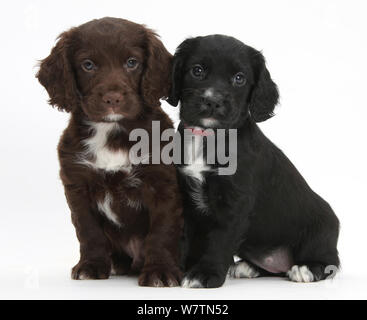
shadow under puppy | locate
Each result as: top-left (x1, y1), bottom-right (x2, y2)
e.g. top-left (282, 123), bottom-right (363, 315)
top-left (168, 35), bottom-right (340, 288)
top-left (37, 17), bottom-right (183, 287)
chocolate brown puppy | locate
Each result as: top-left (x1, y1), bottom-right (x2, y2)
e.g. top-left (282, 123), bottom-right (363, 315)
top-left (37, 17), bottom-right (183, 287)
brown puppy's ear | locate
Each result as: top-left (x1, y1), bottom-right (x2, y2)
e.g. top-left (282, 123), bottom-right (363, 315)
top-left (249, 51), bottom-right (279, 122)
top-left (36, 30), bottom-right (79, 112)
top-left (141, 29), bottom-right (172, 107)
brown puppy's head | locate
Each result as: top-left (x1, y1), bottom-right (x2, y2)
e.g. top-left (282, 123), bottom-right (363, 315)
top-left (37, 17), bottom-right (172, 122)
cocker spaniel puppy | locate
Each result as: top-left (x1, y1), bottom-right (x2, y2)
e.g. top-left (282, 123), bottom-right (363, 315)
top-left (168, 35), bottom-right (340, 288)
top-left (37, 17), bottom-right (183, 287)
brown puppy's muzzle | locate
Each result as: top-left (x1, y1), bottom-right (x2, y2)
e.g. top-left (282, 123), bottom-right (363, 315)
top-left (82, 79), bottom-right (141, 122)
top-left (102, 91), bottom-right (123, 111)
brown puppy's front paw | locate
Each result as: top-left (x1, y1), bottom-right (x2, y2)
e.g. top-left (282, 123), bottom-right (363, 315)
top-left (71, 259), bottom-right (111, 280)
top-left (138, 265), bottom-right (182, 287)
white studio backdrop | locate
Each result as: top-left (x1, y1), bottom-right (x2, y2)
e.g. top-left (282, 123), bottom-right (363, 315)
top-left (0, 0), bottom-right (366, 299)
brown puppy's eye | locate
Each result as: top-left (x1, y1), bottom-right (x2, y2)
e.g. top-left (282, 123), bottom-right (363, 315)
top-left (81, 59), bottom-right (96, 72)
top-left (233, 72), bottom-right (246, 86)
top-left (126, 57), bottom-right (139, 69)
top-left (191, 65), bottom-right (204, 79)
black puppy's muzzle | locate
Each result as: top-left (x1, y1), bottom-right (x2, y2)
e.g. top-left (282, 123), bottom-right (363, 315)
top-left (200, 96), bottom-right (226, 116)
top-left (181, 88), bottom-right (235, 127)
top-left (200, 88), bottom-right (230, 117)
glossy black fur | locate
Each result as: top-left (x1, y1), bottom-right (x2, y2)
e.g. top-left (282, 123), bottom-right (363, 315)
top-left (168, 35), bottom-right (340, 288)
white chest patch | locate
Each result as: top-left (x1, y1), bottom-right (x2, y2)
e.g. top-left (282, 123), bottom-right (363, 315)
top-left (203, 88), bottom-right (214, 98)
top-left (180, 133), bottom-right (212, 213)
top-left (78, 122), bottom-right (131, 173)
top-left (181, 132), bottom-right (211, 183)
top-left (97, 192), bottom-right (121, 227)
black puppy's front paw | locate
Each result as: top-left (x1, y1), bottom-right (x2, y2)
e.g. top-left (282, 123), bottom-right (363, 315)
top-left (182, 264), bottom-right (226, 288)
top-left (71, 259), bottom-right (111, 280)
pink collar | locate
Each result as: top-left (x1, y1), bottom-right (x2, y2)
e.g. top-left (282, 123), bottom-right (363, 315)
top-left (184, 124), bottom-right (214, 136)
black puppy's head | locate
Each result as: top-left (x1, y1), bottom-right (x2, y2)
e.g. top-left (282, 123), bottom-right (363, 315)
top-left (167, 35), bottom-right (279, 128)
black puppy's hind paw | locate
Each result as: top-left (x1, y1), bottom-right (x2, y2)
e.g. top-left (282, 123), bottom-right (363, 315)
top-left (228, 260), bottom-right (260, 279)
top-left (287, 265), bottom-right (315, 282)
top-left (287, 263), bottom-right (339, 282)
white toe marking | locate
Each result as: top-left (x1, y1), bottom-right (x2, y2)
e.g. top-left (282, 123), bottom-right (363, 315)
top-left (78, 272), bottom-right (90, 280)
top-left (153, 279), bottom-right (164, 287)
top-left (110, 266), bottom-right (117, 276)
top-left (168, 279), bottom-right (177, 287)
top-left (287, 265), bottom-right (314, 283)
top-left (228, 261), bottom-right (260, 279)
top-left (181, 277), bottom-right (204, 288)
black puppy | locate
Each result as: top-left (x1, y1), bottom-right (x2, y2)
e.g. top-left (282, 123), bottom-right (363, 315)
top-left (168, 35), bottom-right (340, 288)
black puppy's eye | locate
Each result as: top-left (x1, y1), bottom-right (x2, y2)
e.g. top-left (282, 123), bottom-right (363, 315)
top-left (81, 59), bottom-right (96, 72)
top-left (191, 65), bottom-right (204, 79)
top-left (233, 72), bottom-right (246, 86)
top-left (126, 57), bottom-right (139, 69)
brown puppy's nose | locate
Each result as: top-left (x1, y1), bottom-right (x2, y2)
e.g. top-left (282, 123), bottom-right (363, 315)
top-left (102, 91), bottom-right (123, 107)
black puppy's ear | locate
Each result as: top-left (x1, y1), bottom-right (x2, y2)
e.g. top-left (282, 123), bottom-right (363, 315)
top-left (36, 29), bottom-right (79, 112)
top-left (166, 57), bottom-right (183, 106)
top-left (167, 38), bottom-right (195, 107)
top-left (249, 51), bottom-right (279, 122)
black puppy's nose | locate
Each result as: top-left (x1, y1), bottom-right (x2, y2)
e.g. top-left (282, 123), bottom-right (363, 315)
top-left (201, 97), bottom-right (225, 113)
top-left (102, 91), bottom-right (123, 106)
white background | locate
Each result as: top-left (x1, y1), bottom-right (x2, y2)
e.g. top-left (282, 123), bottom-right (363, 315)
top-left (0, 0), bottom-right (366, 300)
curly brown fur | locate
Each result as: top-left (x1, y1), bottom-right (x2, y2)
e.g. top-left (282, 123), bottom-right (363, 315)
top-left (37, 17), bottom-right (183, 287)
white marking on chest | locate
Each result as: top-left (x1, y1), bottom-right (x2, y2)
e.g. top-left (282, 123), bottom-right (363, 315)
top-left (78, 122), bottom-right (131, 172)
top-left (187, 179), bottom-right (209, 213)
top-left (180, 132), bottom-right (212, 213)
top-left (181, 132), bottom-right (211, 182)
top-left (124, 173), bottom-right (142, 188)
top-left (124, 237), bottom-right (143, 262)
top-left (126, 198), bottom-right (142, 210)
top-left (97, 192), bottom-right (121, 227)
top-left (203, 88), bottom-right (214, 98)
